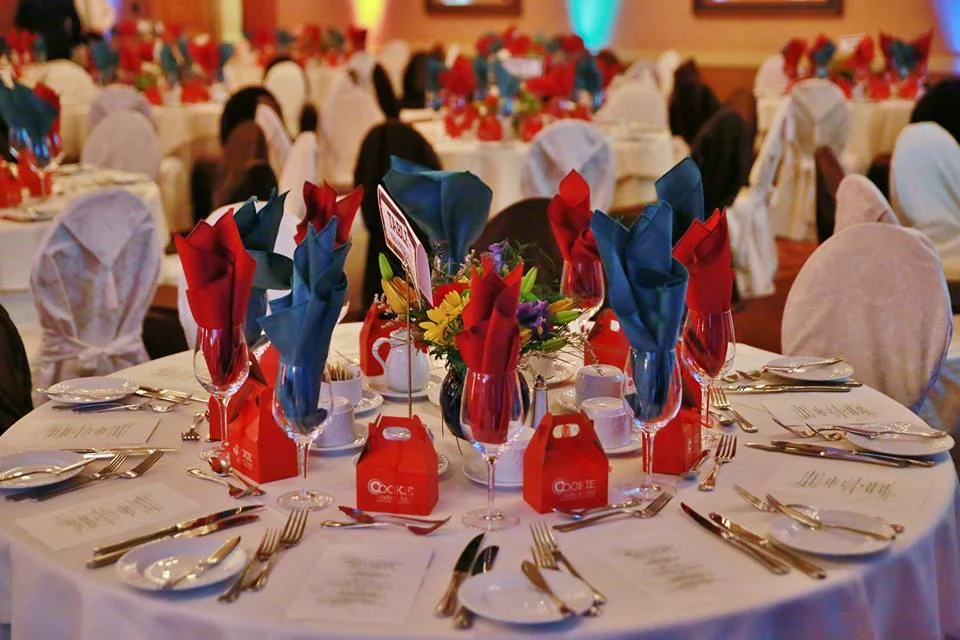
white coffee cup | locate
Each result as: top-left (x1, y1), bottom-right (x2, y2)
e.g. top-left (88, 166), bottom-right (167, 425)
top-left (321, 363), bottom-right (363, 406)
top-left (581, 396), bottom-right (633, 449)
top-left (575, 365), bottom-right (625, 404)
top-left (317, 396), bottom-right (356, 447)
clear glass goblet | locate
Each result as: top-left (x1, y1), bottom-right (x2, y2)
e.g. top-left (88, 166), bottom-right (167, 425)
top-left (680, 309), bottom-right (736, 432)
top-left (193, 325), bottom-right (250, 466)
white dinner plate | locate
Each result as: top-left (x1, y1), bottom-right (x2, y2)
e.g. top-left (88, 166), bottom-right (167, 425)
top-left (355, 388), bottom-right (384, 416)
top-left (844, 424), bottom-right (955, 457)
top-left (0, 450), bottom-right (87, 489)
top-left (768, 508), bottom-right (895, 557)
top-left (43, 377), bottom-right (139, 404)
top-left (366, 377), bottom-right (435, 402)
top-left (463, 459), bottom-right (524, 489)
top-left (458, 569), bottom-right (594, 624)
top-left (311, 432), bottom-right (368, 454)
top-left (765, 356), bottom-right (854, 382)
top-left (603, 437), bottom-right (643, 456)
top-left (117, 536), bottom-right (248, 592)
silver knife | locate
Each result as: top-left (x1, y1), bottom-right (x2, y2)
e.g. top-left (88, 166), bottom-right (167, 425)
top-left (708, 512), bottom-right (826, 579)
top-left (746, 442), bottom-right (908, 467)
top-left (435, 533), bottom-right (485, 617)
top-left (727, 385), bottom-right (852, 394)
top-left (93, 504), bottom-right (264, 556)
top-left (161, 536), bottom-right (241, 589)
top-left (768, 441), bottom-right (934, 467)
top-left (453, 545), bottom-right (499, 629)
top-left (87, 514), bottom-right (260, 568)
top-left (138, 387), bottom-right (207, 404)
top-left (680, 502), bottom-right (790, 574)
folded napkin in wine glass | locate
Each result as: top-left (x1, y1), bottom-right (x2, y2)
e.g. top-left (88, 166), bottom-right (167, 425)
top-left (456, 254), bottom-right (523, 374)
top-left (655, 157), bottom-right (705, 245)
top-left (548, 170), bottom-right (600, 263)
top-left (672, 209), bottom-right (733, 314)
top-left (0, 81), bottom-right (57, 143)
top-left (295, 180), bottom-right (362, 247)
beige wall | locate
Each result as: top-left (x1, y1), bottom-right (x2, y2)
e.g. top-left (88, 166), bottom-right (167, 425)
top-left (275, 0), bottom-right (954, 69)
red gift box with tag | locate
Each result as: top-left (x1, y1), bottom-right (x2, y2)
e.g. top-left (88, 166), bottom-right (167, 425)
top-left (359, 301), bottom-right (399, 376)
top-left (584, 309), bottom-right (630, 368)
top-left (652, 407), bottom-right (703, 475)
top-left (356, 415), bottom-right (438, 515)
top-left (0, 165), bottom-right (22, 207)
top-left (523, 412), bottom-right (608, 513)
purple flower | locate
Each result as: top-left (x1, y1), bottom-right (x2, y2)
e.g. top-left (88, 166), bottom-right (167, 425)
top-left (487, 241), bottom-right (508, 272)
top-left (517, 300), bottom-right (550, 336)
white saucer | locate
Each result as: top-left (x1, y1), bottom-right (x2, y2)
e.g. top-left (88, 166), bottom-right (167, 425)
top-left (463, 459), bottom-right (524, 489)
top-left (844, 424), bottom-right (955, 457)
top-left (0, 450), bottom-right (87, 489)
top-left (768, 508), bottom-right (895, 556)
top-left (43, 377), bottom-right (139, 404)
top-left (355, 388), bottom-right (384, 416)
top-left (528, 361), bottom-right (578, 387)
top-left (603, 437), bottom-right (643, 455)
top-left (553, 389), bottom-right (580, 413)
top-left (366, 376), bottom-right (435, 402)
top-left (765, 356), bottom-right (854, 382)
top-left (458, 569), bottom-right (594, 624)
top-left (311, 432), bottom-right (368, 454)
top-left (116, 536), bottom-right (248, 592)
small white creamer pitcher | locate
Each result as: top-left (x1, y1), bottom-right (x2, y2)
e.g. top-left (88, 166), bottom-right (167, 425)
top-left (372, 329), bottom-right (430, 392)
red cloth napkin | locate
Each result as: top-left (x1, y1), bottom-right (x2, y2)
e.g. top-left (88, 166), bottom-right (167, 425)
top-left (520, 114), bottom-right (543, 142)
top-left (115, 20), bottom-right (138, 37)
top-left (348, 26), bottom-right (368, 52)
top-left (294, 181), bottom-right (362, 246)
top-left (476, 115), bottom-right (502, 141)
top-left (548, 170), bottom-right (600, 264)
top-left (526, 62), bottom-right (574, 100)
top-left (671, 209), bottom-right (733, 313)
top-left (559, 34), bottom-right (585, 56)
top-left (440, 56), bottom-right (475, 97)
top-left (868, 75), bottom-right (892, 100)
top-left (456, 254), bottom-right (522, 374)
top-left (850, 35), bottom-right (875, 73)
top-left (503, 27), bottom-right (532, 56)
top-left (190, 40), bottom-right (219, 77)
top-left (119, 42), bottom-right (141, 73)
top-left (143, 85), bottom-right (163, 105)
top-left (181, 79), bottom-right (211, 104)
top-left (781, 38), bottom-right (807, 79)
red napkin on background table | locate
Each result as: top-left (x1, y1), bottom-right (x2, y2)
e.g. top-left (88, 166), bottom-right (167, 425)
top-left (671, 208), bottom-right (733, 313)
top-left (476, 115), bottom-right (502, 141)
top-left (440, 56), bottom-right (476, 97)
top-left (181, 79), bottom-right (211, 104)
top-left (294, 181), bottom-right (362, 246)
top-left (348, 26), bottom-right (368, 52)
top-left (781, 38), bottom-right (807, 80)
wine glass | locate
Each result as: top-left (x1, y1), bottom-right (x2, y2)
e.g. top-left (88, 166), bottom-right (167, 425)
top-left (560, 260), bottom-right (605, 336)
top-left (460, 369), bottom-right (524, 531)
top-left (273, 362), bottom-right (335, 510)
top-left (9, 127), bottom-right (63, 199)
top-left (620, 348), bottom-right (682, 500)
top-left (193, 325), bottom-right (250, 466)
top-left (680, 310), bottom-right (736, 432)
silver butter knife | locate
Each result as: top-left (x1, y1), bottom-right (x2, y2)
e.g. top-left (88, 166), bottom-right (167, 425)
top-left (453, 546), bottom-right (498, 629)
top-left (746, 442), bottom-right (908, 468)
top-left (709, 512), bottom-right (826, 579)
top-left (768, 441), bottom-right (934, 467)
top-left (727, 385), bottom-right (853, 394)
top-left (161, 536), bottom-right (241, 589)
top-left (681, 502), bottom-right (790, 574)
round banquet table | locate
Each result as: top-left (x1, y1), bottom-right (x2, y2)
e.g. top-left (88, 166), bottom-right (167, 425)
top-left (1, 322), bottom-right (959, 639)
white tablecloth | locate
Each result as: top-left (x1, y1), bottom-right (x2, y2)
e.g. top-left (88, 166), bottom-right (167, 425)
top-left (757, 96), bottom-right (914, 166)
top-left (1, 324), bottom-right (958, 639)
top-left (0, 167), bottom-right (165, 292)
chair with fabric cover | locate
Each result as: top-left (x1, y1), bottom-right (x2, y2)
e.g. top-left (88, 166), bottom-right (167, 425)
top-left (354, 120), bottom-right (441, 308)
top-left (401, 52), bottom-right (429, 108)
top-left (39, 60), bottom-right (98, 105)
top-left (88, 85), bottom-right (153, 131)
top-left (379, 39), bottom-right (411, 98)
top-left (0, 302), bottom-right (32, 434)
top-left (80, 110), bottom-right (161, 180)
top-left (910, 77), bottom-right (960, 145)
top-left (219, 86), bottom-right (283, 145)
top-left (213, 121), bottom-right (277, 209)
top-left (754, 54), bottom-right (789, 96)
top-left (768, 78), bottom-right (850, 241)
top-left (323, 73), bottom-right (385, 190)
top-left (724, 88), bottom-right (758, 152)
top-left (691, 108), bottom-right (750, 215)
top-left (782, 223), bottom-right (950, 411)
top-left (669, 79), bottom-right (720, 146)
top-left (263, 60), bottom-right (308, 136)
top-left (620, 59), bottom-right (659, 91)
top-left (30, 189), bottom-right (160, 387)
top-left (255, 102), bottom-right (292, 179)
top-left (656, 49), bottom-right (682, 102)
top-left (520, 120), bottom-right (615, 212)
top-left (866, 152), bottom-right (892, 201)
top-left (834, 174), bottom-right (898, 233)
top-left (278, 131), bottom-right (319, 220)
top-left (595, 80), bottom-right (666, 128)
top-left (471, 199), bottom-right (561, 285)
top-left (142, 305), bottom-right (188, 360)
top-left (813, 145), bottom-right (845, 243)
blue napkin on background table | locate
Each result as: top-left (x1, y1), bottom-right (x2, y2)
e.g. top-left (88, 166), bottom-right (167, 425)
top-left (90, 40), bottom-right (118, 83)
top-left (655, 157), bottom-right (705, 245)
top-left (0, 82), bottom-right (57, 142)
top-left (494, 61), bottom-right (520, 99)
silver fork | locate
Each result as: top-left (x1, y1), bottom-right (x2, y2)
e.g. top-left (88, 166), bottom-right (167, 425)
top-left (116, 451), bottom-right (165, 478)
top-left (530, 542), bottom-right (599, 617)
top-left (552, 492), bottom-right (673, 532)
top-left (698, 434), bottom-right (737, 492)
top-left (30, 454), bottom-right (128, 501)
top-left (531, 521), bottom-right (606, 607)
top-left (219, 529), bottom-right (279, 602)
top-left (768, 415), bottom-right (817, 438)
top-left (253, 508), bottom-right (309, 590)
top-left (181, 412), bottom-right (204, 442)
top-left (710, 388), bottom-right (758, 433)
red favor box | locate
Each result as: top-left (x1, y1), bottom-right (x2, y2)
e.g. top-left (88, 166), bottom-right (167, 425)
top-left (523, 412), bottom-right (608, 514)
top-left (0, 165), bottom-right (21, 207)
top-left (359, 302), bottom-right (399, 376)
top-left (584, 309), bottom-right (630, 368)
top-left (357, 415), bottom-right (438, 515)
top-left (652, 407), bottom-right (703, 475)
top-left (221, 346), bottom-right (298, 483)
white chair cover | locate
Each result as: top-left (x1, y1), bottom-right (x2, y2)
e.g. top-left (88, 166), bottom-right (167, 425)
top-left (321, 74), bottom-right (384, 188)
top-left (73, 0), bottom-right (116, 35)
top-left (39, 60), bottom-right (97, 106)
top-left (30, 189), bottom-right (159, 387)
top-left (656, 49), bottom-right (681, 101)
top-left (81, 111), bottom-right (161, 181)
top-left (278, 131), bottom-right (319, 221)
top-left (378, 40), bottom-right (411, 97)
top-left (782, 224), bottom-right (951, 410)
top-left (262, 60), bottom-right (308, 136)
top-left (769, 79), bottom-right (849, 241)
top-left (834, 174), bottom-right (899, 233)
top-left (87, 85), bottom-right (154, 131)
top-left (754, 54), bottom-right (789, 96)
top-left (520, 120), bottom-right (615, 212)
top-left (621, 59), bottom-right (659, 90)
top-left (346, 52), bottom-right (377, 91)
top-left (890, 122), bottom-right (960, 280)
top-left (255, 103), bottom-right (292, 180)
top-left (595, 81), bottom-right (667, 129)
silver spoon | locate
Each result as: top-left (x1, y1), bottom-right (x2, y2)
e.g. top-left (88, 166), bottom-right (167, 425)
top-left (207, 457), bottom-right (265, 495)
top-left (185, 467), bottom-right (249, 498)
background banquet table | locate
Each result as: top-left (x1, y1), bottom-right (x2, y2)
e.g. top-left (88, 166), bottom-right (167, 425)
top-left (0, 322), bottom-right (958, 639)
top-left (0, 166), bottom-right (165, 292)
top-left (756, 95), bottom-right (914, 167)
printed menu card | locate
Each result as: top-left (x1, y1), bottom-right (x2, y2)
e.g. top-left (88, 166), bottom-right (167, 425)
top-left (0, 415), bottom-right (161, 450)
top-left (756, 396), bottom-right (920, 427)
top-left (759, 466), bottom-right (933, 514)
top-left (288, 544), bottom-right (433, 625)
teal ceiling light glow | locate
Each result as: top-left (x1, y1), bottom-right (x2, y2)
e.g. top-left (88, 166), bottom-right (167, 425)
top-left (567, 0), bottom-right (621, 52)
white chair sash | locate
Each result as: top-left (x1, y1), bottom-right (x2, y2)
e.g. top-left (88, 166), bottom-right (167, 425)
top-left (595, 81), bottom-right (666, 129)
top-left (81, 111), bottom-right (161, 180)
top-left (255, 103), bottom-right (292, 179)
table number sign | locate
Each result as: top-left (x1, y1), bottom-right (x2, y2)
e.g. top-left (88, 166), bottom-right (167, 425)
top-left (377, 185), bottom-right (432, 300)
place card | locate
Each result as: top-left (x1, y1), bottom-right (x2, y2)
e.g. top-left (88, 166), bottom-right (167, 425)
top-left (587, 522), bottom-right (766, 607)
top-left (14, 483), bottom-right (200, 551)
top-left (758, 465), bottom-right (933, 514)
top-left (287, 543), bottom-right (433, 626)
top-left (0, 414), bottom-right (161, 450)
top-left (756, 396), bottom-right (920, 427)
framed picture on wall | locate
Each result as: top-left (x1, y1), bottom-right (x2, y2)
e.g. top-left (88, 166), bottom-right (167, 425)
top-left (693, 0), bottom-right (842, 14)
top-left (425, 0), bottom-right (523, 16)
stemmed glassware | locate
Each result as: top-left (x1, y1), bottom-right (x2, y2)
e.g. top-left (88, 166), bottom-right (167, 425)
top-left (9, 126), bottom-right (62, 199)
top-left (272, 363), bottom-right (336, 511)
top-left (621, 348), bottom-right (682, 500)
top-left (680, 310), bottom-right (736, 432)
top-left (192, 325), bottom-right (250, 466)
top-left (460, 369), bottom-right (524, 531)
top-left (560, 260), bottom-right (605, 336)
